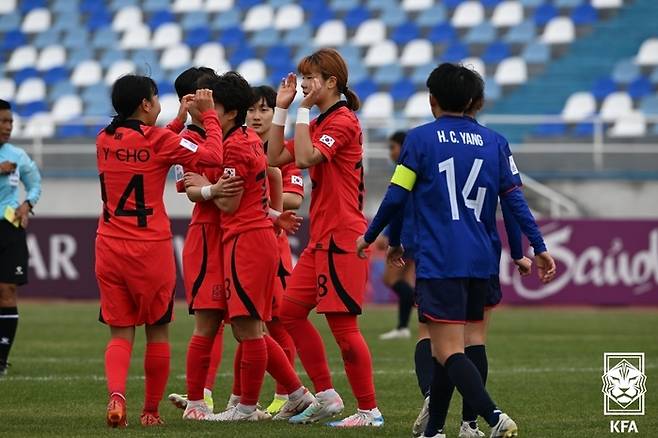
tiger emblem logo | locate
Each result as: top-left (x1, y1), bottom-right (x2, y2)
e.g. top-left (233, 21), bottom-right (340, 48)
top-left (602, 358), bottom-right (647, 410)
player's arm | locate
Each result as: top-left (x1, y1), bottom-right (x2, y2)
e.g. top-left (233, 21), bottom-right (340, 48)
top-left (214, 189), bottom-right (243, 214)
top-left (500, 197), bottom-right (524, 260)
top-left (281, 165), bottom-right (304, 210)
top-left (184, 172), bottom-right (244, 203)
top-left (283, 192), bottom-right (302, 210)
top-left (267, 166), bottom-right (283, 212)
top-left (268, 73), bottom-right (295, 167)
top-left (14, 151), bottom-right (42, 227)
top-left (165, 94), bottom-right (194, 134)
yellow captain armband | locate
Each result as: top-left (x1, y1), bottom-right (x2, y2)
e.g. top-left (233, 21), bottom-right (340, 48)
top-left (390, 165), bottom-right (417, 191)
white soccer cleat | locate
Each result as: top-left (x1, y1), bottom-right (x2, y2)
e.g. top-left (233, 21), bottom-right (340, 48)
top-left (489, 413), bottom-right (518, 438)
top-left (226, 393), bottom-right (240, 410)
top-left (168, 393), bottom-right (188, 410)
top-left (212, 406), bottom-right (272, 422)
top-left (460, 421), bottom-right (486, 437)
top-left (326, 408), bottom-right (384, 428)
top-left (273, 390), bottom-right (315, 421)
top-left (412, 396), bottom-right (430, 437)
top-left (379, 327), bottom-right (411, 340)
top-left (288, 389), bottom-right (344, 424)
top-left (182, 400), bottom-right (215, 421)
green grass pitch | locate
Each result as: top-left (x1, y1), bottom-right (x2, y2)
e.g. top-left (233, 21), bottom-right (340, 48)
top-left (1, 301), bottom-right (657, 437)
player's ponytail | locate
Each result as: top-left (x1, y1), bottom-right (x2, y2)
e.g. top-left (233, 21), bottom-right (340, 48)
top-left (104, 75), bottom-right (159, 135)
top-left (297, 48), bottom-right (360, 112)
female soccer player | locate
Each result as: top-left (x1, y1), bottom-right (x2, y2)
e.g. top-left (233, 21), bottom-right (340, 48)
top-left (95, 75), bottom-right (223, 427)
top-left (247, 85), bottom-right (304, 415)
top-left (267, 48), bottom-right (383, 427)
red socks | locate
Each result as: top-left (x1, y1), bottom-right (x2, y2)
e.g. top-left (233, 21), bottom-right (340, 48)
top-left (326, 314), bottom-right (377, 410)
top-left (266, 319), bottom-right (297, 394)
top-left (186, 335), bottom-right (213, 401)
top-left (105, 337), bottom-right (133, 396)
top-left (280, 300), bottom-right (333, 393)
top-left (143, 342), bottom-right (170, 414)
top-left (204, 325), bottom-right (224, 390)
top-left (232, 342), bottom-right (243, 396)
top-left (264, 335), bottom-right (302, 395)
top-left (239, 338), bottom-right (267, 406)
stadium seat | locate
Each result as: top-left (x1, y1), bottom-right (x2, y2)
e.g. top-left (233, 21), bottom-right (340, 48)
top-left (391, 22), bottom-right (421, 45)
top-left (571, 3), bottom-right (597, 26)
top-left (492, 1), bottom-right (524, 28)
top-left (309, 7), bottom-right (334, 27)
top-left (591, 0), bottom-right (622, 9)
top-left (533, 3), bottom-right (558, 26)
top-left (67, 47), bottom-right (94, 69)
top-left (353, 20), bottom-right (387, 47)
top-left (611, 59), bottom-right (640, 85)
top-left (347, 61), bottom-right (367, 84)
top-left (572, 121), bottom-right (594, 137)
top-left (482, 42), bottom-right (511, 64)
top-left (237, 0), bottom-right (262, 9)
top-left (600, 91), bottom-right (633, 122)
top-left (250, 28), bottom-right (280, 48)
top-left (206, 0), bottom-right (235, 12)
top-left (52, 10), bottom-right (82, 32)
top-left (244, 4), bottom-right (274, 31)
top-left (627, 76), bottom-right (652, 100)
top-left (109, 0), bottom-right (138, 12)
top-left (591, 77), bottom-right (617, 100)
top-left (15, 78), bottom-right (46, 104)
top-left (444, 0), bottom-right (464, 7)
top-left (608, 111), bottom-right (646, 137)
top-left (63, 28), bottom-right (90, 50)
top-left (0, 78), bottom-right (16, 101)
top-left (0, 0), bottom-right (16, 14)
top-left (442, 42), bottom-right (469, 62)
top-left (390, 78), bottom-right (416, 102)
top-left (1, 30), bottom-right (26, 51)
top-left (344, 7), bottom-right (370, 29)
top-left (532, 121), bottom-right (567, 137)
top-left (402, 0), bottom-right (433, 12)
top-left (555, 0), bottom-right (584, 7)
top-left (152, 23), bottom-right (182, 49)
top-left (274, 4), bottom-right (304, 30)
top-left (185, 26), bottom-right (212, 48)
top-left (404, 91), bottom-right (433, 119)
top-left (148, 10), bottom-right (174, 28)
top-left (464, 22), bottom-right (496, 45)
top-left (352, 78), bottom-right (378, 100)
top-left (362, 92), bottom-right (394, 119)
top-left (314, 20), bottom-right (347, 47)
top-left (105, 60), bottom-right (136, 85)
top-left (452, 1), bottom-right (484, 28)
top-left (639, 95), bottom-right (658, 115)
top-left (542, 17), bottom-right (575, 45)
top-left (18, 101), bottom-right (48, 118)
top-left (379, 5), bottom-right (407, 27)
top-left (7, 46), bottom-right (38, 71)
top-left (57, 124), bottom-right (89, 138)
top-left (561, 92), bottom-right (596, 122)
top-left (368, 0), bottom-right (397, 10)
top-left (143, 0), bottom-right (170, 11)
top-left (519, 0), bottom-right (543, 6)
top-left (181, 11), bottom-right (209, 30)
top-left (238, 59), bottom-right (266, 84)
top-left (416, 5), bottom-right (446, 27)
top-left (14, 68), bottom-right (39, 85)
top-left (484, 77), bottom-right (501, 100)
top-left (494, 57), bottom-right (527, 85)
top-left (160, 45), bottom-right (192, 70)
top-left (87, 9), bottom-right (112, 31)
top-left (34, 29), bottom-right (60, 49)
top-left (21, 8), bottom-right (51, 33)
top-left (37, 45), bottom-right (66, 71)
top-left (229, 45), bottom-right (256, 66)
top-left (0, 11), bottom-right (21, 33)
top-left (428, 23), bottom-right (457, 44)
top-left (52, 95), bottom-right (83, 122)
top-left (23, 113), bottom-right (55, 139)
top-left (283, 24), bottom-right (313, 46)
top-left (461, 57), bottom-right (485, 78)
top-left (636, 38), bottom-right (658, 66)
top-left (100, 49), bottom-right (125, 69)
top-left (212, 8), bottom-right (241, 29)
top-left (121, 24), bottom-right (151, 50)
top-left (522, 41), bottom-right (550, 65)
top-left (364, 40), bottom-right (398, 66)
top-left (374, 64), bottom-right (403, 85)
top-left (172, 0), bottom-right (203, 12)
top-left (331, 0), bottom-right (359, 12)
top-left (92, 27), bottom-right (119, 49)
top-left (411, 63), bottom-right (436, 84)
top-left (112, 6), bottom-right (142, 32)
top-left (194, 43), bottom-right (227, 71)
top-left (82, 83), bottom-right (110, 105)
top-left (400, 39), bottom-right (433, 66)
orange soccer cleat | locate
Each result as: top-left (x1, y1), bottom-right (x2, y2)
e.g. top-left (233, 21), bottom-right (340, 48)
top-left (106, 393), bottom-right (127, 428)
top-left (140, 412), bottom-right (164, 426)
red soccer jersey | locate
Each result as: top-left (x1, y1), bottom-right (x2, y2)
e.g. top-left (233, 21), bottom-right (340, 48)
top-left (180, 125), bottom-right (223, 226)
top-left (96, 110), bottom-right (223, 240)
top-left (221, 126), bottom-right (273, 242)
top-left (285, 102), bottom-right (367, 250)
top-left (280, 160), bottom-right (304, 197)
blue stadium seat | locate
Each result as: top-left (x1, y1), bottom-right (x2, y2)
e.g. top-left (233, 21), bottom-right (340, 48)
top-left (109, 0), bottom-right (138, 12)
top-left (156, 80), bottom-right (174, 96)
top-left (100, 50), bottom-right (125, 69)
top-left (34, 29), bottom-right (61, 49)
top-left (504, 20), bottom-right (536, 44)
top-left (348, 62), bottom-right (368, 83)
top-left (181, 11), bottom-right (209, 30)
top-left (391, 22), bottom-right (421, 45)
top-left (484, 78), bottom-right (501, 101)
top-left (43, 67), bottom-right (69, 85)
top-left (338, 45), bottom-right (361, 66)
top-left (555, 0), bottom-right (584, 7)
top-left (48, 80), bottom-right (75, 102)
top-left (416, 5), bottom-right (447, 27)
top-left (481, 0), bottom-right (502, 8)
top-left (63, 29), bottom-right (90, 50)
top-left (185, 26), bottom-right (212, 48)
top-left (534, 4), bottom-right (558, 27)
top-left (465, 22), bottom-right (496, 45)
top-left (268, 67), bottom-right (294, 87)
top-left (52, 0), bottom-right (79, 13)
top-left (300, 0), bottom-right (327, 13)
top-left (344, 7), bottom-right (370, 29)
top-left (86, 100), bottom-right (111, 117)
top-left (20, 0), bottom-right (46, 13)
top-left (353, 78), bottom-right (378, 100)
top-left (429, 23), bottom-right (457, 44)
top-left (650, 67), bottom-right (658, 85)
top-left (627, 76), bottom-right (652, 100)
top-left (18, 101), bottom-right (48, 117)
top-left (282, 24), bottom-right (313, 46)
top-left (379, 6), bottom-right (407, 27)
top-left (92, 27), bottom-right (118, 49)
top-left (271, 0), bottom-right (294, 6)
top-left (522, 41), bottom-right (550, 64)
top-left (612, 59), bottom-right (640, 85)
top-left (57, 125), bottom-right (88, 138)
top-left (67, 48), bottom-right (94, 69)
top-left (0, 12), bottom-right (21, 33)
top-left (591, 77), bottom-right (617, 100)
top-left (219, 26), bottom-right (246, 47)
top-left (533, 122), bottom-right (567, 137)
top-left (212, 9), bottom-right (242, 30)
top-left (250, 28), bottom-right (280, 48)
top-left (331, 0), bottom-right (360, 12)
top-left (87, 10), bottom-right (112, 31)
top-left (14, 68), bottom-right (39, 85)
top-left (442, 42), bottom-right (469, 62)
top-left (571, 3), bottom-right (597, 26)
top-left (53, 11), bottom-right (84, 32)
top-left (520, 0), bottom-right (543, 7)
top-left (445, 0), bottom-right (465, 8)
top-left (1, 30), bottom-right (26, 51)
top-left (131, 49), bottom-right (159, 68)
top-left (374, 64), bottom-right (403, 85)
top-left (238, 0), bottom-right (261, 9)
top-left (229, 46), bottom-right (256, 66)
top-left (82, 84), bottom-right (110, 105)
top-left (390, 78), bottom-right (416, 102)
top-left (309, 8), bottom-right (334, 27)
top-left (640, 95), bottom-right (658, 115)
top-left (411, 63), bottom-right (436, 85)
top-left (81, 0), bottom-right (105, 14)
top-left (265, 45), bottom-right (293, 69)
top-left (368, 0), bottom-right (397, 10)
top-left (148, 10), bottom-right (175, 28)
top-left (143, 0), bottom-right (171, 11)
top-left (573, 122), bottom-right (594, 137)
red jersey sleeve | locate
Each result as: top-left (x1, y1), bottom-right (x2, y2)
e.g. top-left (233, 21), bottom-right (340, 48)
top-left (223, 142), bottom-right (251, 181)
top-left (281, 162), bottom-right (304, 196)
top-left (165, 117), bottom-right (185, 134)
top-left (311, 118), bottom-right (354, 162)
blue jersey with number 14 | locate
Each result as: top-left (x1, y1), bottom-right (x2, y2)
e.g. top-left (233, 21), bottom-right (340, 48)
top-left (395, 115), bottom-right (518, 279)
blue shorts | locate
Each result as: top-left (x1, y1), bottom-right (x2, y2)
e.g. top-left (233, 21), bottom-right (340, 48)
top-left (486, 275), bottom-right (502, 307)
top-left (416, 278), bottom-right (488, 324)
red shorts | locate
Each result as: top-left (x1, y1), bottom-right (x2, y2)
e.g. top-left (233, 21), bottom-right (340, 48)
top-left (224, 228), bottom-right (278, 321)
top-left (277, 232), bottom-right (294, 275)
top-left (284, 239), bottom-right (369, 314)
top-left (183, 223), bottom-right (226, 314)
top-left (271, 233), bottom-right (292, 319)
top-left (95, 235), bottom-right (176, 327)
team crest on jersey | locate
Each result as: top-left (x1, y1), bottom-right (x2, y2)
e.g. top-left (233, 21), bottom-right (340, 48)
top-left (319, 134), bottom-right (335, 148)
top-left (179, 138), bottom-right (198, 153)
top-left (224, 167), bottom-right (236, 177)
top-left (291, 175), bottom-right (303, 187)
top-left (509, 156), bottom-right (519, 175)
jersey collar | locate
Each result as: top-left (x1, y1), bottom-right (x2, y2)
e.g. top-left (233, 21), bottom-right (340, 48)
top-left (119, 119), bottom-right (146, 135)
top-left (186, 124), bottom-right (206, 139)
top-left (316, 101), bottom-right (347, 126)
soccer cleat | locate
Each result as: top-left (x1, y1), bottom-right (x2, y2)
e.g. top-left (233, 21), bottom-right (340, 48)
top-left (183, 400), bottom-right (215, 421)
top-left (460, 421), bottom-right (486, 437)
top-left (289, 389), bottom-right (344, 424)
top-left (226, 393), bottom-right (240, 410)
top-left (212, 406), bottom-right (272, 422)
top-left (140, 412), bottom-right (164, 426)
top-left (266, 394), bottom-right (288, 415)
top-left (167, 393), bottom-right (188, 410)
top-left (489, 413), bottom-right (518, 438)
top-left (326, 407), bottom-right (384, 428)
top-left (379, 327), bottom-right (411, 340)
top-left (273, 390), bottom-right (315, 420)
top-left (106, 393), bottom-right (127, 428)
top-left (412, 396), bottom-right (430, 437)
top-left (204, 388), bottom-right (214, 412)
top-left (420, 433), bottom-right (447, 438)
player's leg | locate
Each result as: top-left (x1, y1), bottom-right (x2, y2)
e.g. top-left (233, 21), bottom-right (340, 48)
top-left (0, 283), bottom-right (18, 375)
top-left (141, 323), bottom-right (170, 426)
top-left (105, 326), bottom-right (135, 428)
top-left (265, 316), bottom-right (297, 414)
top-left (203, 323), bottom-right (224, 408)
top-left (380, 260), bottom-right (415, 340)
top-left (412, 321), bottom-right (433, 437)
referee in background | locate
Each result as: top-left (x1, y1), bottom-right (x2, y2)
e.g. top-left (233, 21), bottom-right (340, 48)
top-left (0, 99), bottom-right (42, 376)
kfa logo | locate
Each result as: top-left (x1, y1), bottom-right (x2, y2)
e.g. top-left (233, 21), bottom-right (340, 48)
top-left (602, 353), bottom-right (646, 433)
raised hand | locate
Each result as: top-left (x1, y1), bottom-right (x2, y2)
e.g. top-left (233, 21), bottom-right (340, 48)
top-left (276, 73), bottom-right (297, 109)
top-left (300, 78), bottom-right (322, 109)
top-left (183, 171), bottom-right (210, 188)
top-left (176, 94), bottom-right (195, 123)
top-left (212, 174), bottom-right (244, 198)
top-left (194, 88), bottom-right (215, 113)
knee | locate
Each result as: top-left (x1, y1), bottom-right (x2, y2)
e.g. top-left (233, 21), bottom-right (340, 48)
top-left (231, 317), bottom-right (261, 342)
top-left (279, 300), bottom-right (308, 328)
top-left (0, 284), bottom-right (17, 307)
top-left (464, 323), bottom-right (487, 347)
